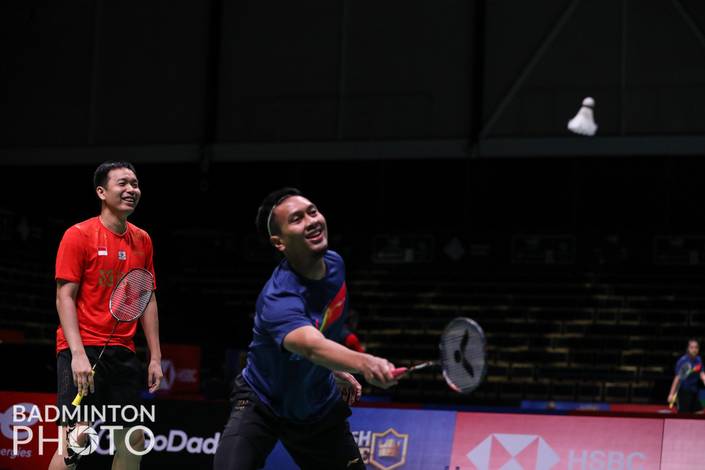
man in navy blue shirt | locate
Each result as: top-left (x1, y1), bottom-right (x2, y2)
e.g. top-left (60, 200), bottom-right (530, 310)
top-left (668, 338), bottom-right (705, 413)
top-left (214, 188), bottom-right (398, 470)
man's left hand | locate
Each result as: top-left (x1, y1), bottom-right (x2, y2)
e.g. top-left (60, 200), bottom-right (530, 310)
top-left (147, 359), bottom-right (163, 393)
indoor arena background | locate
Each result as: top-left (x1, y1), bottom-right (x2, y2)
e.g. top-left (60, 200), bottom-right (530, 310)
top-left (3, 1), bottom-right (705, 469)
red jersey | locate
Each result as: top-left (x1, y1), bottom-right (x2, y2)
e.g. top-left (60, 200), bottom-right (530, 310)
top-left (55, 217), bottom-right (156, 353)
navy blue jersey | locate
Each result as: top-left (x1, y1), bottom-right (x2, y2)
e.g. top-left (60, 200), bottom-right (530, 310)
top-left (676, 354), bottom-right (703, 392)
top-left (242, 250), bottom-right (349, 422)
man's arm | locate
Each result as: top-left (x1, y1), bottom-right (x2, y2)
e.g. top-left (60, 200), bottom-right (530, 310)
top-left (283, 325), bottom-right (396, 388)
top-left (56, 280), bottom-right (94, 397)
top-left (140, 294), bottom-right (163, 393)
top-left (668, 375), bottom-right (680, 403)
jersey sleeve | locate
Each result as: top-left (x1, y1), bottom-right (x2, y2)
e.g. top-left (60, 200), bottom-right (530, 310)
top-left (675, 357), bottom-right (686, 375)
top-left (260, 293), bottom-right (312, 347)
top-left (55, 226), bottom-right (86, 283)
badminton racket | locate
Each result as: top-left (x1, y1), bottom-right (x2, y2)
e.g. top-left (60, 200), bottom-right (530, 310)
top-left (392, 317), bottom-right (486, 394)
top-left (71, 268), bottom-right (154, 406)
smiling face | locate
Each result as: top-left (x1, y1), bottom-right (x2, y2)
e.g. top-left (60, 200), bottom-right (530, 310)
top-left (96, 167), bottom-right (141, 216)
top-left (270, 195), bottom-right (328, 260)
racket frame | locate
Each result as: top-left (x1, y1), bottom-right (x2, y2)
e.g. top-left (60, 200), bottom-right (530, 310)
top-left (71, 268), bottom-right (154, 406)
top-left (391, 317), bottom-right (487, 394)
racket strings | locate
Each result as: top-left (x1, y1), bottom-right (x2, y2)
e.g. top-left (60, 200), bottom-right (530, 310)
top-left (440, 321), bottom-right (486, 392)
top-left (110, 269), bottom-right (153, 322)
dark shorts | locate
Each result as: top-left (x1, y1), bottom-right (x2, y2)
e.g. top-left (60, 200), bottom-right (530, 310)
top-left (213, 375), bottom-right (364, 470)
top-left (677, 388), bottom-right (702, 413)
top-left (57, 346), bottom-right (144, 426)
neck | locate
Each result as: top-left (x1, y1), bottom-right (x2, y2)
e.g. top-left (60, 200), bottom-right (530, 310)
top-left (99, 209), bottom-right (128, 235)
top-left (288, 254), bottom-right (326, 280)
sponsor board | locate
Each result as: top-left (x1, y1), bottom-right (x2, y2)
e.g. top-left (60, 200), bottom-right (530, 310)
top-left (450, 412), bottom-right (663, 470)
top-left (0, 391), bottom-right (57, 469)
top-left (158, 344), bottom-right (201, 396)
top-left (264, 407), bottom-right (456, 469)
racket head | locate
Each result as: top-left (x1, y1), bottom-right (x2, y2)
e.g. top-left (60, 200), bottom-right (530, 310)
top-left (439, 317), bottom-right (486, 394)
top-left (678, 362), bottom-right (692, 380)
top-left (109, 268), bottom-right (154, 322)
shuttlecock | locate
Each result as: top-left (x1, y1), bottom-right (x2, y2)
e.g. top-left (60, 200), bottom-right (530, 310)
top-left (567, 97), bottom-right (598, 136)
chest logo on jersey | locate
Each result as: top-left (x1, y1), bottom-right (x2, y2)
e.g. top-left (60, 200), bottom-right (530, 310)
top-left (319, 282), bottom-right (347, 332)
top-left (97, 246), bottom-right (108, 256)
top-left (98, 269), bottom-right (115, 287)
top-left (118, 250), bottom-right (127, 261)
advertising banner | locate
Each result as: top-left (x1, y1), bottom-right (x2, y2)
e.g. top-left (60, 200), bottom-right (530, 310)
top-left (450, 412), bottom-right (664, 470)
top-left (0, 391), bottom-right (57, 470)
top-left (265, 407), bottom-right (457, 470)
top-left (157, 344), bottom-right (201, 397)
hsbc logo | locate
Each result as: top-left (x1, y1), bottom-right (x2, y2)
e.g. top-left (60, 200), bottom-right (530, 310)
top-left (467, 434), bottom-right (559, 470)
top-left (466, 433), bottom-right (648, 470)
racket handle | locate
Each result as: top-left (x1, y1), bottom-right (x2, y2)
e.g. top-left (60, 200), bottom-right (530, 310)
top-left (71, 392), bottom-right (84, 407)
top-left (391, 367), bottom-right (409, 378)
top-left (71, 370), bottom-right (95, 406)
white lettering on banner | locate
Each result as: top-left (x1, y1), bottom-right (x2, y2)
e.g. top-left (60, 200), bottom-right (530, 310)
top-left (167, 429), bottom-right (187, 452)
top-left (139, 430), bottom-right (220, 455)
top-left (353, 430), bottom-right (372, 448)
top-left (567, 450), bottom-right (646, 470)
top-left (0, 447), bottom-right (33, 458)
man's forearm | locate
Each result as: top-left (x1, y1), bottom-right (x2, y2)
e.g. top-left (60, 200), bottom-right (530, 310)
top-left (140, 297), bottom-right (161, 362)
top-left (669, 377), bottom-right (680, 396)
top-left (56, 291), bottom-right (85, 356)
top-left (306, 337), bottom-right (365, 373)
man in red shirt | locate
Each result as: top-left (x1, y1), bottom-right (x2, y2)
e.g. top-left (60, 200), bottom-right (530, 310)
top-left (49, 161), bottom-right (163, 469)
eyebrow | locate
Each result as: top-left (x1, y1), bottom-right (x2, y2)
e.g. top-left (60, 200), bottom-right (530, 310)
top-left (286, 204), bottom-right (316, 222)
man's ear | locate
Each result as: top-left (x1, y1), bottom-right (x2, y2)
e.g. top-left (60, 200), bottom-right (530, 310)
top-left (271, 235), bottom-right (285, 253)
top-left (96, 186), bottom-right (106, 201)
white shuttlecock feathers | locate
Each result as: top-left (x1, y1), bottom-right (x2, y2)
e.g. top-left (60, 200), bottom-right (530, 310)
top-left (567, 97), bottom-right (598, 136)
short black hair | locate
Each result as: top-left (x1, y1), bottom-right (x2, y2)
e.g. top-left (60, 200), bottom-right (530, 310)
top-left (255, 187), bottom-right (302, 241)
top-left (688, 338), bottom-right (700, 346)
top-left (94, 161), bottom-right (137, 189)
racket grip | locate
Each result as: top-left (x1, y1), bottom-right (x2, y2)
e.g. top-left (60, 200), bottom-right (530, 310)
top-left (71, 370), bottom-right (94, 406)
top-left (391, 367), bottom-right (408, 378)
top-left (71, 392), bottom-right (84, 407)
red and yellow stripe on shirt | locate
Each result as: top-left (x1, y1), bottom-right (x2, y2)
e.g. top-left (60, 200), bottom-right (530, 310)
top-left (319, 282), bottom-right (347, 333)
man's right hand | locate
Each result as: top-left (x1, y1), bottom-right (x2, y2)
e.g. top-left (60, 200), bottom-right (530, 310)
top-left (359, 354), bottom-right (398, 389)
top-left (71, 351), bottom-right (94, 397)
